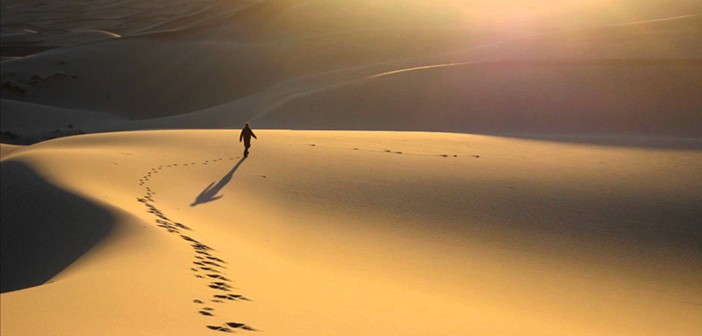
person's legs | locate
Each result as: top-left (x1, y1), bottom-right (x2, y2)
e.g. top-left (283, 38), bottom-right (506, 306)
top-left (243, 138), bottom-right (252, 157)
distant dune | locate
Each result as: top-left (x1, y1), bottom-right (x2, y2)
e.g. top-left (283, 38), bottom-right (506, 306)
top-left (2, 0), bottom-right (701, 140)
top-left (1, 1), bottom-right (701, 335)
top-left (253, 59), bottom-right (702, 136)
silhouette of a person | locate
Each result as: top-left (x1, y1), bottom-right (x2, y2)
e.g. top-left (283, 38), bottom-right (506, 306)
top-left (239, 122), bottom-right (257, 158)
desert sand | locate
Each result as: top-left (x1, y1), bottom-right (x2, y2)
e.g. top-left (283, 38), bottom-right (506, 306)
top-left (2, 1), bottom-right (702, 335)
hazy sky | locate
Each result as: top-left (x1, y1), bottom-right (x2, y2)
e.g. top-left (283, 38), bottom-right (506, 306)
top-left (427, 0), bottom-right (702, 31)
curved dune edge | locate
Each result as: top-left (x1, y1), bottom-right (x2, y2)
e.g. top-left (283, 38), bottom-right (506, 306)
top-left (1, 130), bottom-right (700, 335)
top-left (0, 144), bottom-right (25, 158)
top-left (0, 161), bottom-right (116, 293)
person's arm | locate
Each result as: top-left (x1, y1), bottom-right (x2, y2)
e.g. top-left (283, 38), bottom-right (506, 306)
top-left (239, 129), bottom-right (243, 142)
top-left (251, 130), bottom-right (257, 139)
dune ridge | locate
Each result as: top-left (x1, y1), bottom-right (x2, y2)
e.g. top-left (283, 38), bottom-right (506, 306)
top-left (2, 0), bottom-right (701, 141)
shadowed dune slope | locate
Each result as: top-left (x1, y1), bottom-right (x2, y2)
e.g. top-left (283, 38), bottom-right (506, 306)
top-left (0, 161), bottom-right (115, 293)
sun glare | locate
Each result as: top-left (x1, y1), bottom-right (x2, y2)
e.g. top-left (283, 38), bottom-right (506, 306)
top-left (444, 0), bottom-right (701, 33)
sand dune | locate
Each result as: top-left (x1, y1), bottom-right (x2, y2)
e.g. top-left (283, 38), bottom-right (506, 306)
top-left (252, 59), bottom-right (702, 135)
top-left (1, 130), bottom-right (701, 335)
top-left (2, 1), bottom-right (702, 335)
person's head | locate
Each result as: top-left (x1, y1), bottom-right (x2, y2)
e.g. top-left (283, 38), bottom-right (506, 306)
top-left (245, 122), bottom-right (250, 128)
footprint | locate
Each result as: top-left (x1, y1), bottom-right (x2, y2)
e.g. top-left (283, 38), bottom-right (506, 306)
top-left (199, 310), bottom-right (214, 316)
top-left (206, 256), bottom-right (226, 263)
top-left (209, 285), bottom-right (230, 292)
top-left (194, 299), bottom-right (204, 304)
top-left (181, 235), bottom-right (196, 242)
top-left (214, 294), bottom-right (248, 301)
top-left (175, 222), bottom-right (191, 230)
top-left (206, 325), bottom-right (232, 333)
top-left (226, 322), bottom-right (257, 331)
top-left (202, 260), bottom-right (224, 268)
top-left (209, 282), bottom-right (232, 291)
top-left (207, 274), bottom-right (231, 281)
top-left (192, 243), bottom-right (212, 251)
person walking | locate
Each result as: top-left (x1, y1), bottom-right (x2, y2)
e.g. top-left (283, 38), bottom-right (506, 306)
top-left (239, 122), bottom-right (257, 158)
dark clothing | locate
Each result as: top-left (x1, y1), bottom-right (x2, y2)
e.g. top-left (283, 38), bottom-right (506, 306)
top-left (239, 125), bottom-right (257, 157)
top-left (240, 126), bottom-right (256, 146)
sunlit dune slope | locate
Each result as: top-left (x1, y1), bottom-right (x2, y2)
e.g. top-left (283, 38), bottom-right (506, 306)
top-left (1, 130), bottom-right (701, 335)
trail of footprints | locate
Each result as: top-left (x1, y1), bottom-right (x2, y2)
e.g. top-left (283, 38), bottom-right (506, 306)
top-left (315, 143), bottom-right (480, 158)
top-left (136, 156), bottom-right (257, 333)
top-left (134, 146), bottom-right (477, 333)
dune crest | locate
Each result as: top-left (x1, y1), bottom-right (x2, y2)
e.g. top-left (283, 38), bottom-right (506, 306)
top-left (2, 1), bottom-right (701, 139)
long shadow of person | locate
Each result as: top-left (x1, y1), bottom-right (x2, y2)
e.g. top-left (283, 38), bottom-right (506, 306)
top-left (191, 157), bottom-right (246, 206)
